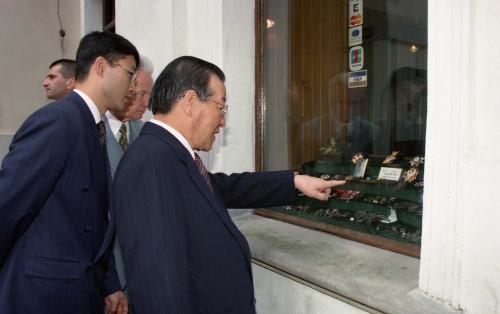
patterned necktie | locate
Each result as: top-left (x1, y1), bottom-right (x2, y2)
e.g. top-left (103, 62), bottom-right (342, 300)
top-left (118, 123), bottom-right (128, 151)
top-left (194, 153), bottom-right (213, 192)
top-left (97, 121), bottom-right (107, 157)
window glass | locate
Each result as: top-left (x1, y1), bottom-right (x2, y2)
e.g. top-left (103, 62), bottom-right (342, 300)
top-left (260, 0), bottom-right (427, 256)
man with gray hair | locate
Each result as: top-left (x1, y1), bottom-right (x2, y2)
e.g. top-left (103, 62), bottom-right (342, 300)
top-left (104, 55), bottom-right (154, 175)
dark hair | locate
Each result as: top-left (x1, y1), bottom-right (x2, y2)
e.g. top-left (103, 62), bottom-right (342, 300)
top-left (149, 56), bottom-right (225, 114)
top-left (49, 59), bottom-right (76, 79)
top-left (75, 31), bottom-right (140, 82)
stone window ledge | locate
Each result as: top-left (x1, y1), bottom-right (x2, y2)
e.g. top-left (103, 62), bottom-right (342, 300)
top-left (233, 214), bottom-right (460, 314)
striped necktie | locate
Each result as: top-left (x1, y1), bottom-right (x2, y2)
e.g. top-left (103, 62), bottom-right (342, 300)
top-left (194, 153), bottom-right (213, 192)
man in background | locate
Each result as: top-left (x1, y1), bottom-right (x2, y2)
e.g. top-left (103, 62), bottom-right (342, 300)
top-left (105, 56), bottom-right (154, 175)
top-left (42, 58), bottom-right (76, 100)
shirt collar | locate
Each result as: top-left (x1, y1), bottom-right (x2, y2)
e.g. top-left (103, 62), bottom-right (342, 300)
top-left (149, 119), bottom-right (195, 159)
top-left (73, 89), bottom-right (101, 124)
top-left (105, 111), bottom-right (128, 139)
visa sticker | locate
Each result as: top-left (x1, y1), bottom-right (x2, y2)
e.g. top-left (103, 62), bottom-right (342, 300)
top-left (348, 70), bottom-right (367, 88)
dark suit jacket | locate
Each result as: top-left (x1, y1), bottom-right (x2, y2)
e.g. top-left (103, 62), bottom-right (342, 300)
top-left (113, 122), bottom-right (297, 314)
top-left (0, 92), bottom-right (120, 314)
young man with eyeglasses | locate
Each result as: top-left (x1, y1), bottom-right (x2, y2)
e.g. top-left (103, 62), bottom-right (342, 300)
top-left (0, 31), bottom-right (139, 314)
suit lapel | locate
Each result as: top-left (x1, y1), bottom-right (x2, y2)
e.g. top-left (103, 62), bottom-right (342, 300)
top-left (142, 123), bottom-right (251, 260)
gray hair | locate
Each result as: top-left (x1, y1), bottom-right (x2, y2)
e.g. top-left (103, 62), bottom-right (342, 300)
top-left (138, 55), bottom-right (154, 74)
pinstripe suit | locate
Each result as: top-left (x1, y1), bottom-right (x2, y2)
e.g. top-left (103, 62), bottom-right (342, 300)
top-left (112, 122), bottom-right (297, 314)
top-left (0, 92), bottom-right (120, 313)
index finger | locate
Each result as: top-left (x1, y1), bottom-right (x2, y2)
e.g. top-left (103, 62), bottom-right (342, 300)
top-left (325, 180), bottom-right (346, 188)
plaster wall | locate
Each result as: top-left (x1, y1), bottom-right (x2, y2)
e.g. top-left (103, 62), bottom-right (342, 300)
top-left (0, 0), bottom-right (80, 159)
top-left (116, 0), bottom-right (255, 174)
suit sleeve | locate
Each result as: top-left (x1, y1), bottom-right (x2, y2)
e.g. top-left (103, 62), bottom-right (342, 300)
top-left (0, 108), bottom-right (69, 266)
top-left (113, 147), bottom-right (193, 313)
top-left (102, 245), bottom-right (122, 296)
top-left (210, 170), bottom-right (298, 209)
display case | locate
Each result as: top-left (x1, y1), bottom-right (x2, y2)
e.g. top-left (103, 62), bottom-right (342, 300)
top-left (257, 151), bottom-right (424, 257)
top-left (257, 0), bottom-right (427, 257)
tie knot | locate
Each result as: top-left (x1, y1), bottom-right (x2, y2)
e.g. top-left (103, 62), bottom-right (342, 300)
top-left (119, 123), bottom-right (127, 134)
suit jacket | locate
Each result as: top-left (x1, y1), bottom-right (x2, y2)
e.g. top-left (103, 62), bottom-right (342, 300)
top-left (113, 122), bottom-right (297, 314)
top-left (103, 116), bottom-right (144, 301)
top-left (0, 92), bottom-right (120, 314)
top-left (104, 116), bottom-right (144, 177)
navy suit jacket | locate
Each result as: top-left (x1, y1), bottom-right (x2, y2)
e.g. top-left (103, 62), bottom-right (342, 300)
top-left (113, 122), bottom-right (297, 314)
top-left (0, 92), bottom-right (120, 314)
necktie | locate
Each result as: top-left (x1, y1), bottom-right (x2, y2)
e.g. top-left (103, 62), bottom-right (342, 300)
top-left (118, 123), bottom-right (128, 151)
top-left (194, 153), bottom-right (213, 192)
top-left (97, 121), bottom-right (107, 157)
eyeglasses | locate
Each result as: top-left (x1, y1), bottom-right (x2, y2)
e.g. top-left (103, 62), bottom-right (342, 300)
top-left (177, 94), bottom-right (228, 115)
top-left (110, 60), bottom-right (137, 81)
top-left (207, 99), bottom-right (228, 115)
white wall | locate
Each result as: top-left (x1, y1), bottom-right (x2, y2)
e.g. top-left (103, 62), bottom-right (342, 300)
top-left (116, 0), bottom-right (255, 174)
top-left (0, 0), bottom-right (80, 159)
top-left (420, 0), bottom-right (500, 313)
top-left (253, 263), bottom-right (369, 314)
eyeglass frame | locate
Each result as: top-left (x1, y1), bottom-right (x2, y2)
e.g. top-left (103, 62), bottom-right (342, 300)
top-left (178, 93), bottom-right (228, 115)
top-left (108, 60), bottom-right (137, 81)
top-left (206, 98), bottom-right (228, 115)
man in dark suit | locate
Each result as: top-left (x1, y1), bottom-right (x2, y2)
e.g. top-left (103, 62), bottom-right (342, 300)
top-left (112, 56), bottom-right (345, 313)
top-left (0, 31), bottom-right (139, 314)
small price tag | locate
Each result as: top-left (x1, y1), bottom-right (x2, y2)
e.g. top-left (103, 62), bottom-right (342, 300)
top-left (378, 167), bottom-right (402, 181)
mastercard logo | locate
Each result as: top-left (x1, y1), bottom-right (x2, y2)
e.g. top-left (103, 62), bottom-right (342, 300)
top-left (350, 14), bottom-right (362, 26)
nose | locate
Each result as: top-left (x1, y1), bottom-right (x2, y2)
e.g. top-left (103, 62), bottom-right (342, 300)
top-left (42, 79), bottom-right (49, 87)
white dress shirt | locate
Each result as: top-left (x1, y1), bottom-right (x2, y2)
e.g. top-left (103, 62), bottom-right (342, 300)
top-left (149, 119), bottom-right (195, 159)
top-left (105, 111), bottom-right (129, 141)
top-left (73, 89), bottom-right (101, 124)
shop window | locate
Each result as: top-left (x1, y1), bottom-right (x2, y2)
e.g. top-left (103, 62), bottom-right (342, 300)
top-left (256, 0), bottom-right (427, 257)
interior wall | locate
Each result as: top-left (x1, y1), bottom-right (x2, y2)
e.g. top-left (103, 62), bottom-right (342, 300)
top-left (0, 0), bottom-right (80, 160)
top-left (116, 0), bottom-right (255, 174)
